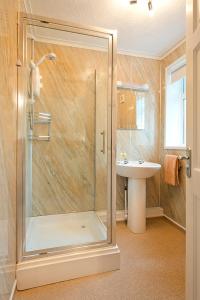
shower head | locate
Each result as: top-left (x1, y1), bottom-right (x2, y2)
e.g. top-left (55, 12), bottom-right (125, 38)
top-left (36, 52), bottom-right (57, 66)
top-left (29, 52), bottom-right (57, 98)
top-left (46, 53), bottom-right (57, 61)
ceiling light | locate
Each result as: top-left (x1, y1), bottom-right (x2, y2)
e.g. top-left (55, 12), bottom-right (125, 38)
top-left (129, 0), bottom-right (153, 11)
top-left (148, 0), bottom-right (153, 10)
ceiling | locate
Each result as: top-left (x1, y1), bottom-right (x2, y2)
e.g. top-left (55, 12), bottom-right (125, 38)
top-left (25, 0), bottom-right (186, 58)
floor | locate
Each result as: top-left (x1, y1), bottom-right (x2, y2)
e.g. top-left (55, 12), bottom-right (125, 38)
top-left (15, 217), bottom-right (185, 300)
top-left (26, 211), bottom-right (107, 251)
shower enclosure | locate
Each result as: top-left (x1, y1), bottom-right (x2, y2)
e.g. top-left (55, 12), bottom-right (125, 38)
top-left (17, 14), bottom-right (119, 289)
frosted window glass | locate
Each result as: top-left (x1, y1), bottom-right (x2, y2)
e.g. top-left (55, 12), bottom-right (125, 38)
top-left (165, 68), bottom-right (186, 149)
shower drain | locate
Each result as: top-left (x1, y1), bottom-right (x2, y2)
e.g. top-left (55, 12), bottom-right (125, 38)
top-left (81, 225), bottom-right (86, 229)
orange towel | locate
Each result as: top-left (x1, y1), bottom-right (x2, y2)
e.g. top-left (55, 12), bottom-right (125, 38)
top-left (164, 155), bottom-right (179, 186)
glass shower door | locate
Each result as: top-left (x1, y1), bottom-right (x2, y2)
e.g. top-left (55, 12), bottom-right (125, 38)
top-left (23, 24), bottom-right (111, 255)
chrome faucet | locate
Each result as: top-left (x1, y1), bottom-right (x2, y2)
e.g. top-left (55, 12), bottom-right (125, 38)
top-left (124, 158), bottom-right (129, 164)
top-left (138, 159), bottom-right (144, 164)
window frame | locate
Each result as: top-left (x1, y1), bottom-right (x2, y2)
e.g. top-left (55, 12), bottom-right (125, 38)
top-left (164, 55), bottom-right (187, 150)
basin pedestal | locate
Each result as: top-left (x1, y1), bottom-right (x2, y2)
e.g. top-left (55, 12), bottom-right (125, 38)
top-left (116, 160), bottom-right (161, 234)
top-left (128, 178), bottom-right (146, 233)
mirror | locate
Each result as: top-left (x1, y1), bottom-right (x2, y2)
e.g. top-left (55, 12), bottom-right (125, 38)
top-left (117, 88), bottom-right (147, 130)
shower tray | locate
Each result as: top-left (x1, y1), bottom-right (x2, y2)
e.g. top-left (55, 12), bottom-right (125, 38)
top-left (26, 211), bottom-right (107, 252)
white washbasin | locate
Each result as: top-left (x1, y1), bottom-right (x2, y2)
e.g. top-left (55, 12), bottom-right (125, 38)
top-left (116, 160), bottom-right (161, 234)
top-left (116, 161), bottom-right (161, 179)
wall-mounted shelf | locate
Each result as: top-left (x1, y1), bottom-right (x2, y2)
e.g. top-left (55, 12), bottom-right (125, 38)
top-left (117, 81), bottom-right (149, 92)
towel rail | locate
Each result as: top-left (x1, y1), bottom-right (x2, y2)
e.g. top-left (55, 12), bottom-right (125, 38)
top-left (178, 155), bottom-right (190, 160)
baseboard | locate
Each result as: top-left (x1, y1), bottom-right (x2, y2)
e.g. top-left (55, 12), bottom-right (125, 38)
top-left (116, 210), bottom-right (127, 221)
top-left (116, 207), bottom-right (164, 221)
top-left (163, 214), bottom-right (186, 231)
top-left (146, 207), bottom-right (164, 218)
top-left (97, 207), bottom-right (164, 222)
top-left (9, 279), bottom-right (17, 300)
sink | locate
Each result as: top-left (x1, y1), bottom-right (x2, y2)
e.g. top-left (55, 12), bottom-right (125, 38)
top-left (116, 160), bottom-right (161, 234)
top-left (116, 161), bottom-right (161, 179)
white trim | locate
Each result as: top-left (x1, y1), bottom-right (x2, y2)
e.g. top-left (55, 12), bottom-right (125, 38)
top-left (163, 214), bottom-right (186, 231)
top-left (9, 279), bottom-right (17, 300)
top-left (164, 146), bottom-right (187, 150)
top-left (116, 210), bottom-right (127, 221)
top-left (160, 39), bottom-right (186, 60)
top-left (118, 39), bottom-right (186, 60)
top-left (146, 207), bottom-right (164, 218)
top-left (97, 207), bottom-right (164, 222)
top-left (117, 49), bottom-right (161, 60)
top-left (16, 245), bottom-right (120, 290)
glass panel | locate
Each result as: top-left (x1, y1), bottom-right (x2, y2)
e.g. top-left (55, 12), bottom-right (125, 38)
top-left (24, 25), bottom-right (110, 253)
top-left (165, 77), bottom-right (186, 148)
top-left (165, 58), bottom-right (186, 149)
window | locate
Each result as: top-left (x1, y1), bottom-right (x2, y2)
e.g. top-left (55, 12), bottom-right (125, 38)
top-left (165, 56), bottom-right (186, 149)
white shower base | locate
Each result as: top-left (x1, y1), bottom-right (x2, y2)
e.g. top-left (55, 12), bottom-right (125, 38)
top-left (17, 211), bottom-right (120, 290)
top-left (26, 211), bottom-right (107, 252)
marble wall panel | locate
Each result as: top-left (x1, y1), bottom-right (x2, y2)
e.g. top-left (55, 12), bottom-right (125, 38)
top-left (116, 55), bottom-right (161, 209)
top-left (29, 37), bottom-right (185, 225)
top-left (30, 41), bottom-right (108, 216)
top-left (0, 0), bottom-right (18, 299)
top-left (160, 43), bottom-right (186, 227)
top-left (30, 45), bottom-right (161, 214)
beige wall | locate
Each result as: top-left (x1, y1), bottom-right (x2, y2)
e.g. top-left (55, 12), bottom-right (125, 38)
top-left (0, 0), bottom-right (18, 299)
top-left (116, 54), bottom-right (161, 209)
top-left (160, 43), bottom-right (186, 227)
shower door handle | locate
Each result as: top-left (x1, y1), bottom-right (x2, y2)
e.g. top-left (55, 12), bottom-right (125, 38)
top-left (100, 131), bottom-right (105, 154)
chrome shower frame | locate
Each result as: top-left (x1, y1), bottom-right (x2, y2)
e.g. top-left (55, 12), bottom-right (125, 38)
top-left (17, 13), bottom-right (117, 262)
